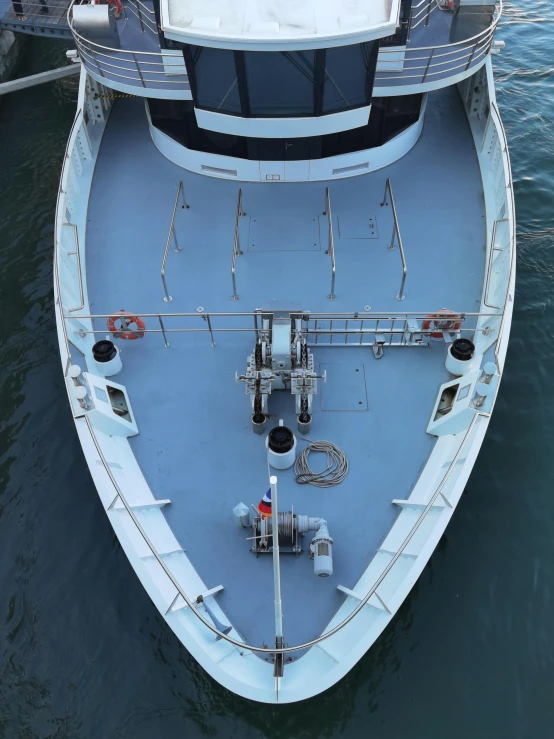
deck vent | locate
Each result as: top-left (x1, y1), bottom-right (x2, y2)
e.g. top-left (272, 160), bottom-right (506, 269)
top-left (201, 165), bottom-right (238, 178)
top-left (332, 162), bottom-right (369, 176)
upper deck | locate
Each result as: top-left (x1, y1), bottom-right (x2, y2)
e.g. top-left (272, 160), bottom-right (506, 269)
top-left (60, 0), bottom-right (502, 100)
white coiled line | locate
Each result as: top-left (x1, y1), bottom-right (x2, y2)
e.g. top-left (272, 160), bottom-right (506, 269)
top-left (294, 439), bottom-right (349, 488)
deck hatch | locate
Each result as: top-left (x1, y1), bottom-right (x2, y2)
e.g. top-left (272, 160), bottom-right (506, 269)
top-left (248, 214), bottom-right (321, 251)
top-left (337, 213), bottom-right (378, 239)
top-left (320, 362), bottom-right (369, 411)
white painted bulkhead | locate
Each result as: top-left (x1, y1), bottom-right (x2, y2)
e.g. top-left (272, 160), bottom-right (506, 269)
top-left (54, 59), bottom-right (514, 703)
top-left (146, 96), bottom-right (428, 182)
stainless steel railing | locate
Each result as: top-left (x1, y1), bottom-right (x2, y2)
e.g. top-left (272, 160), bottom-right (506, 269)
top-left (408, 0), bottom-right (441, 33)
top-left (381, 179), bottom-right (407, 301)
top-left (83, 394), bottom-right (488, 657)
top-left (376, 3), bottom-right (502, 86)
top-left (123, 0), bottom-right (156, 35)
top-left (62, 222), bottom-right (85, 312)
top-left (67, 0), bottom-right (500, 93)
top-left (54, 109), bottom-right (84, 377)
top-left (483, 217), bottom-right (509, 310)
top-left (489, 101), bottom-right (515, 370)
top-left (323, 188), bottom-right (336, 301)
top-left (231, 189), bottom-right (244, 301)
top-left (67, 309), bottom-right (500, 352)
top-left (160, 181), bottom-right (188, 303)
top-left (68, 0), bottom-right (189, 91)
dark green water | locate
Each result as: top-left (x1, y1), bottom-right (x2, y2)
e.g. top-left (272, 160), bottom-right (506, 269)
top-left (1, 3), bottom-right (553, 735)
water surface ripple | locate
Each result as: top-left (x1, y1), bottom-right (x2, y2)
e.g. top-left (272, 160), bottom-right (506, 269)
top-left (0, 7), bottom-right (552, 735)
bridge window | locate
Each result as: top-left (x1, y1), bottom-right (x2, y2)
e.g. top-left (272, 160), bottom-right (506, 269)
top-left (183, 42), bottom-right (379, 119)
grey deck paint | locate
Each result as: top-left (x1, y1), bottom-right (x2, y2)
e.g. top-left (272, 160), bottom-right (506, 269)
top-left (85, 86), bottom-right (485, 648)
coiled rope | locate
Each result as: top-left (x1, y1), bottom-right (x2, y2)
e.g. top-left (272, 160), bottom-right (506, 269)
top-left (294, 440), bottom-right (349, 488)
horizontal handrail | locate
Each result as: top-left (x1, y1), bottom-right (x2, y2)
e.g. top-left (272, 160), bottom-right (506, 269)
top-left (63, 222), bottom-right (85, 312)
top-left (71, 310), bottom-right (500, 319)
top-left (67, 0), bottom-right (500, 90)
top-left (383, 0), bottom-right (502, 54)
top-left (483, 217), bottom-right (509, 310)
top-left (83, 398), bottom-right (486, 656)
top-left (54, 109), bottom-right (83, 372)
top-left (489, 101), bottom-right (515, 369)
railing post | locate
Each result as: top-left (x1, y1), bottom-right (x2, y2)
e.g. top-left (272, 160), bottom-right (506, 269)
top-left (381, 179), bottom-right (407, 301)
top-left (325, 187), bottom-right (336, 300)
top-left (424, 0), bottom-right (432, 26)
top-left (421, 48), bottom-right (434, 83)
top-left (464, 42), bottom-right (477, 71)
top-left (132, 53), bottom-right (146, 87)
top-left (133, 0), bottom-right (145, 32)
top-left (206, 314), bottom-right (216, 347)
top-left (160, 182), bottom-right (187, 301)
top-left (158, 315), bottom-right (169, 347)
top-left (231, 188), bottom-right (244, 301)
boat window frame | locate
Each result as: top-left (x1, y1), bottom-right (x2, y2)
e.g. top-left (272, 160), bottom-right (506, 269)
top-left (182, 42), bottom-right (380, 119)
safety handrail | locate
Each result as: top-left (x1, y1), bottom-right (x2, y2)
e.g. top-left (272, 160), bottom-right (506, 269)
top-left (489, 101), bottom-right (515, 370)
top-left (123, 0), bottom-right (157, 35)
top-left (83, 399), bottom-right (487, 656)
top-left (381, 179), bottom-right (407, 301)
top-left (67, 0), bottom-right (500, 90)
top-left (54, 108), bottom-right (84, 375)
top-left (160, 181), bottom-right (187, 303)
top-left (62, 222), bottom-right (85, 312)
top-left (483, 218), bottom-right (509, 310)
top-left (409, 0), bottom-right (439, 32)
top-left (231, 189), bottom-right (244, 301)
top-left (388, 0), bottom-right (502, 54)
top-left (68, 310), bottom-right (501, 353)
top-left (324, 188), bottom-right (336, 300)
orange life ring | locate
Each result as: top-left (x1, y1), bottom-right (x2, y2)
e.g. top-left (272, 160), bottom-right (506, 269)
top-left (107, 310), bottom-right (146, 340)
top-left (422, 309), bottom-right (462, 340)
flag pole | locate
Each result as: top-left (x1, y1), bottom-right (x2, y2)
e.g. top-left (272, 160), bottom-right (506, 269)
top-left (270, 475), bottom-right (284, 678)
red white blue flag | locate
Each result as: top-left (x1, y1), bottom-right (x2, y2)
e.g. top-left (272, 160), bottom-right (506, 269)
top-left (257, 488), bottom-right (272, 518)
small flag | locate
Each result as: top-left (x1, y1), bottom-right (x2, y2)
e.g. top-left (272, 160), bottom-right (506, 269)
top-left (257, 488), bottom-right (272, 518)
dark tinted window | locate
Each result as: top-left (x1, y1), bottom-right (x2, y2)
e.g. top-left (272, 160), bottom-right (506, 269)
top-left (184, 43), bottom-right (378, 118)
top-left (245, 50), bottom-right (315, 116)
top-left (323, 43), bottom-right (377, 113)
top-left (147, 93), bottom-right (423, 160)
top-left (189, 47), bottom-right (241, 114)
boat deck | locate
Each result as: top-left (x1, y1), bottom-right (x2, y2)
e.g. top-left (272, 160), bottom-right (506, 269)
top-left (83, 86), bottom-right (486, 648)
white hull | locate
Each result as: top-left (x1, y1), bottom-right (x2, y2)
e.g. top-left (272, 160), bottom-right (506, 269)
top-left (54, 59), bottom-right (515, 703)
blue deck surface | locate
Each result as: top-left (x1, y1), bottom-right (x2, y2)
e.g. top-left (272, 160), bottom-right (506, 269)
top-left (84, 87), bottom-right (486, 648)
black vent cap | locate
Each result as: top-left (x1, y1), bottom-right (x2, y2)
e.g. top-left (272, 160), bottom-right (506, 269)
top-left (93, 340), bottom-right (117, 363)
top-left (268, 426), bottom-right (295, 454)
top-left (450, 338), bottom-right (475, 362)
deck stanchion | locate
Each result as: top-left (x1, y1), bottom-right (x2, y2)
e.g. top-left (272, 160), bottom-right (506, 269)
top-left (231, 189), bottom-right (244, 301)
top-left (324, 188), bottom-right (336, 300)
top-left (381, 179), bottom-right (407, 301)
top-left (160, 182), bottom-right (187, 302)
top-left (158, 315), bottom-right (169, 347)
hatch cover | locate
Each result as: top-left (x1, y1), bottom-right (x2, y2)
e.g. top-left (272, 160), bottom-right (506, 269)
top-left (248, 215), bottom-right (321, 251)
top-left (320, 362), bottom-right (369, 411)
top-left (337, 214), bottom-right (378, 239)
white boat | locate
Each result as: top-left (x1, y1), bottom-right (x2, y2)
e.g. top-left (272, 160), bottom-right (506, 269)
top-left (52, 0), bottom-right (514, 703)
